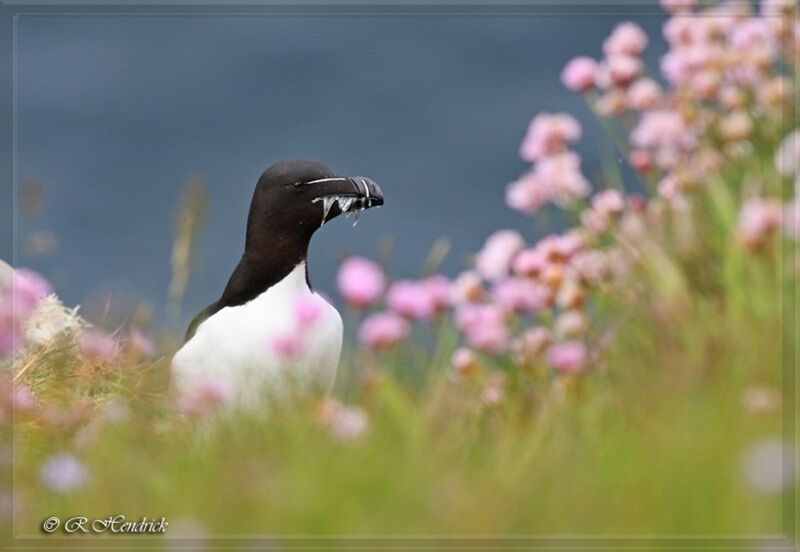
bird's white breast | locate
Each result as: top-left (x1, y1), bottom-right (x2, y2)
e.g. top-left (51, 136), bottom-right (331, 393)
top-left (171, 263), bottom-right (343, 408)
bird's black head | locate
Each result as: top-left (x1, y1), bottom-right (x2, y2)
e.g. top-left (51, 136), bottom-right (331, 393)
top-left (244, 159), bottom-right (384, 258)
top-left (184, 160), bottom-right (384, 340)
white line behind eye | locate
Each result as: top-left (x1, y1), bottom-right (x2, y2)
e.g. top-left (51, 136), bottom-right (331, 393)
top-left (304, 177), bottom-right (349, 185)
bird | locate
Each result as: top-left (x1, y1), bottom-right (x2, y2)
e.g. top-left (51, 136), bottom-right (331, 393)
top-left (171, 160), bottom-right (384, 408)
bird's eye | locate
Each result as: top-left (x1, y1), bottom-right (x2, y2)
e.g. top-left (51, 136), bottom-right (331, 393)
top-left (291, 181), bottom-right (305, 188)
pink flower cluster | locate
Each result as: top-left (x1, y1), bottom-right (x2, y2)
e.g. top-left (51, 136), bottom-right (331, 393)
top-left (507, 114), bottom-right (591, 214)
top-left (334, 0), bottom-right (797, 399)
top-left (0, 268), bottom-right (52, 356)
top-left (336, 256), bottom-right (453, 351)
top-left (562, 2), bottom-right (797, 241)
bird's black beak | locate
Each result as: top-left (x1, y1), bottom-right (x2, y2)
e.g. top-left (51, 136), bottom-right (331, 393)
top-left (311, 176), bottom-right (384, 225)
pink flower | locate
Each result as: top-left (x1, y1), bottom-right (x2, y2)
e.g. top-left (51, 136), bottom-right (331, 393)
top-left (547, 341), bottom-right (588, 374)
top-left (336, 257), bottom-right (386, 308)
top-left (592, 189), bottom-right (626, 217)
top-left (561, 56), bottom-right (599, 92)
top-left (603, 22), bottom-right (648, 56)
top-left (629, 149), bottom-right (653, 173)
top-left (358, 312), bottom-right (409, 350)
top-left (738, 197), bottom-right (782, 249)
top-left (512, 248), bottom-right (547, 277)
top-left (328, 406), bottom-right (369, 441)
top-left (319, 399), bottom-right (369, 442)
top-left (506, 172), bottom-right (548, 214)
top-left (178, 377), bottom-right (230, 417)
top-left (475, 230), bottom-right (525, 281)
top-left (660, 51), bottom-right (692, 85)
top-left (761, 0), bottom-right (796, 17)
top-left (518, 327), bottom-right (551, 358)
top-left (492, 278), bottom-right (549, 313)
top-left (40, 453), bottom-right (88, 494)
top-left (79, 329), bottom-right (120, 362)
top-left (519, 113), bottom-right (582, 161)
top-left (534, 152), bottom-right (591, 206)
top-left (6, 269), bottom-right (52, 318)
top-left (481, 374), bottom-right (506, 406)
top-left (450, 271), bottom-right (484, 304)
top-left (554, 310), bottom-right (589, 338)
top-left (569, 250), bottom-right (611, 284)
top-left (631, 109), bottom-right (695, 151)
top-left (128, 327), bottom-right (156, 357)
top-left (729, 19), bottom-right (776, 54)
top-left (455, 304), bottom-right (508, 354)
top-left (627, 78), bottom-right (662, 111)
top-left (270, 332), bottom-right (302, 359)
top-left (12, 385), bottom-right (35, 411)
top-left (451, 347), bottom-right (478, 377)
top-left (387, 280), bottom-right (434, 321)
top-left (422, 275), bottom-right (451, 312)
top-left (605, 54), bottom-right (643, 86)
top-left (660, 0), bottom-right (696, 14)
top-left (294, 295), bottom-right (323, 327)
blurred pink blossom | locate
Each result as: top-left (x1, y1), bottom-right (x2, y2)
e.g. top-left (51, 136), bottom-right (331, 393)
top-left (519, 113), bottom-right (581, 161)
top-left (294, 295), bottom-right (323, 327)
top-left (627, 78), bottom-right (662, 111)
top-left (481, 374), bottom-right (506, 406)
top-left (569, 250), bottom-right (611, 284)
top-left (450, 271), bottom-right (484, 304)
top-left (603, 22), bottom-right (649, 56)
top-left (512, 327), bottom-right (550, 362)
top-left (738, 197), bottom-right (782, 249)
top-left (605, 55), bottom-right (643, 86)
top-left (534, 152), bottom-right (591, 206)
top-left (506, 172), bottom-right (548, 214)
top-left (512, 248), bottom-right (547, 277)
top-left (561, 56), bottom-right (599, 92)
top-left (761, 0), bottom-right (796, 16)
top-left (178, 377), bottom-right (230, 417)
top-left (79, 329), bottom-right (120, 362)
top-left (660, 0), bottom-right (696, 14)
top-left (455, 303), bottom-right (508, 354)
top-left (422, 275), bottom-right (451, 312)
top-left (729, 18), bottom-right (776, 54)
top-left (322, 401), bottom-right (369, 442)
top-left (270, 332), bottom-right (303, 359)
top-left (554, 310), bottom-right (589, 339)
top-left (547, 341), bottom-right (588, 374)
top-left (592, 189), bottom-right (626, 218)
top-left (451, 347), bottom-right (478, 377)
top-left (387, 280), bottom-right (434, 321)
top-left (128, 327), bottom-right (156, 357)
top-left (336, 257), bottom-right (386, 308)
top-left (631, 109), bottom-right (695, 152)
top-left (475, 230), bottom-right (525, 281)
top-left (6, 269), bottom-right (52, 318)
top-left (492, 278), bottom-right (549, 313)
top-left (629, 150), bottom-right (654, 173)
top-left (358, 312), bottom-right (409, 350)
top-left (12, 385), bottom-right (35, 411)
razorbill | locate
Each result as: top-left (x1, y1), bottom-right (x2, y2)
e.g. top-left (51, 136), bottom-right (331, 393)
top-left (171, 160), bottom-right (384, 408)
